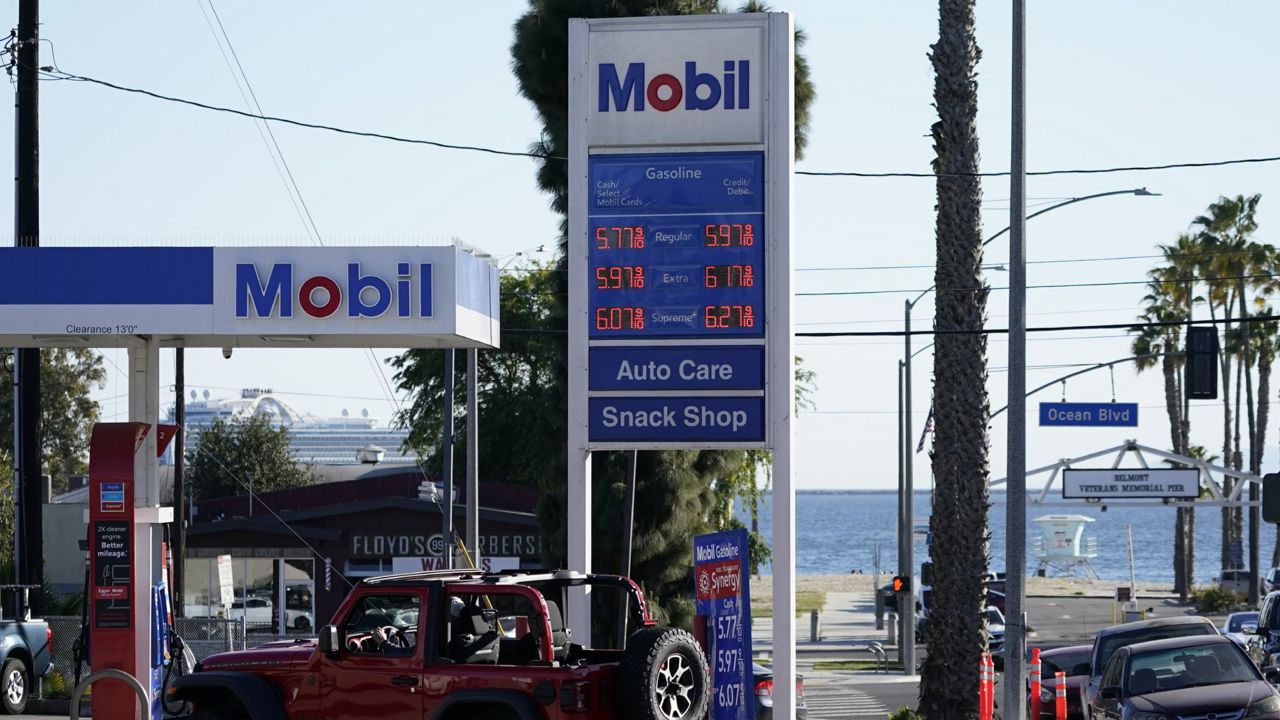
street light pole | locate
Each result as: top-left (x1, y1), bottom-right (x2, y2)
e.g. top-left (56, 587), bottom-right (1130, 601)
top-left (894, 184), bottom-right (1157, 678)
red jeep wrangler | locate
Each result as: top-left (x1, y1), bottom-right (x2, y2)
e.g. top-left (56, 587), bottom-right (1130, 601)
top-left (170, 569), bottom-right (710, 720)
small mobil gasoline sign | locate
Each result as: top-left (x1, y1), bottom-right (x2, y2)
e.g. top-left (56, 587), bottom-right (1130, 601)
top-left (695, 529), bottom-right (753, 720)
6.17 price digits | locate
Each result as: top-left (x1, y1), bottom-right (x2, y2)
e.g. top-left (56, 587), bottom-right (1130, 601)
top-left (704, 264), bottom-right (755, 288)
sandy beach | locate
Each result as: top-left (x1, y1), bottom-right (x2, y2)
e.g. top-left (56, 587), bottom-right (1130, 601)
top-left (750, 574), bottom-right (1178, 598)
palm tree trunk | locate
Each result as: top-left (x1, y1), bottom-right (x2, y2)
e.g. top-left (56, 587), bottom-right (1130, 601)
top-left (1214, 298), bottom-right (1234, 571)
top-left (920, 0), bottom-right (988, 716)
top-left (1163, 354), bottom-right (1187, 596)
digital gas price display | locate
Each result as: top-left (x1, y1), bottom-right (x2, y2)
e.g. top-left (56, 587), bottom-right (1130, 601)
top-left (588, 152), bottom-right (764, 339)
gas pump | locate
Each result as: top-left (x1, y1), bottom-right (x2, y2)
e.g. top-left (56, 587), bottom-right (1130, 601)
top-left (87, 421), bottom-right (175, 720)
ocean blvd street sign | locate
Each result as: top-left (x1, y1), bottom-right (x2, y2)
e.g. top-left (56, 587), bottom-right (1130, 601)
top-left (1039, 402), bottom-right (1138, 427)
top-left (1062, 468), bottom-right (1200, 499)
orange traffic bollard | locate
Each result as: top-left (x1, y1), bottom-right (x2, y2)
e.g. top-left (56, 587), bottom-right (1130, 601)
top-left (978, 653), bottom-right (987, 720)
top-left (1055, 670), bottom-right (1067, 720)
top-left (1030, 647), bottom-right (1042, 719)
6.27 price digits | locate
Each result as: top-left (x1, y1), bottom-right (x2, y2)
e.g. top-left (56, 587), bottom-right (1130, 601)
top-left (705, 305), bottom-right (755, 329)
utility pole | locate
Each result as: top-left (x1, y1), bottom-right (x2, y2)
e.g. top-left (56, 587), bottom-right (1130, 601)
top-left (13, 0), bottom-right (43, 612)
top-left (442, 350), bottom-right (455, 569)
top-left (465, 348), bottom-right (478, 568)
top-left (901, 301), bottom-right (915, 676)
top-left (1003, 0), bottom-right (1028, 718)
top-left (173, 349), bottom-right (186, 616)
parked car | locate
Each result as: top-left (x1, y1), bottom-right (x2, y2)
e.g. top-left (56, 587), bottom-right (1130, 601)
top-left (1089, 635), bottom-right (1280, 720)
top-left (1247, 591), bottom-right (1280, 667)
top-left (1221, 611), bottom-right (1260, 648)
top-left (1085, 615), bottom-right (1219, 710)
top-left (753, 662), bottom-right (808, 719)
top-left (0, 590), bottom-right (52, 714)
top-left (227, 597), bottom-right (273, 628)
top-left (1028, 645), bottom-right (1090, 720)
top-left (1220, 568), bottom-right (1259, 597)
top-left (1267, 567), bottom-right (1280, 595)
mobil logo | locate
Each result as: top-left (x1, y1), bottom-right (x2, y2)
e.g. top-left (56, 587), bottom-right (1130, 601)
top-left (598, 60), bottom-right (749, 112)
top-left (235, 261), bottom-right (433, 319)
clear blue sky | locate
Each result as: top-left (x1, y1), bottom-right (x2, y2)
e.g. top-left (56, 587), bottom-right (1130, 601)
top-left (4, 1), bottom-right (1278, 489)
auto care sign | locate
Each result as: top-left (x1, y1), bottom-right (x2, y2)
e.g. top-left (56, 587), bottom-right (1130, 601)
top-left (695, 528), bottom-right (752, 720)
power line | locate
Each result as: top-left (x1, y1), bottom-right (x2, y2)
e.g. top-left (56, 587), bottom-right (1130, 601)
top-left (796, 312), bottom-right (1278, 339)
top-left (40, 67), bottom-right (1280, 179)
top-left (795, 271), bottom-right (1280, 298)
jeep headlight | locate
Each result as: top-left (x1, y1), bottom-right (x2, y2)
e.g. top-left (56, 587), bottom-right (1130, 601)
top-left (1248, 696), bottom-right (1280, 717)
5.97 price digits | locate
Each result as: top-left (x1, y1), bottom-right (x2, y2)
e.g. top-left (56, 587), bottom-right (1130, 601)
top-left (595, 306), bottom-right (645, 331)
top-left (595, 266), bottom-right (645, 289)
top-left (596, 225), bottom-right (645, 250)
top-left (704, 223), bottom-right (754, 247)
top-left (705, 305), bottom-right (755, 329)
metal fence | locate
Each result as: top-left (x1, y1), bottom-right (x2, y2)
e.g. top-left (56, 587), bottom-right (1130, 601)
top-left (43, 615), bottom-right (248, 697)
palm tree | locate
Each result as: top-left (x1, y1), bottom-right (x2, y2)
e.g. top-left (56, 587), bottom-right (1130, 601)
top-left (919, 0), bottom-right (988, 715)
top-left (1130, 262), bottom-right (1190, 595)
top-left (1192, 194), bottom-right (1262, 572)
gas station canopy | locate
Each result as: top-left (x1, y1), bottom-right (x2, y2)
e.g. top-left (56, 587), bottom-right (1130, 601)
top-left (0, 245), bottom-right (500, 349)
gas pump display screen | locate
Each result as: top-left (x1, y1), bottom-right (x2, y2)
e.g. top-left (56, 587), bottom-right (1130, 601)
top-left (92, 520), bottom-right (132, 629)
top-left (588, 152), bottom-right (765, 339)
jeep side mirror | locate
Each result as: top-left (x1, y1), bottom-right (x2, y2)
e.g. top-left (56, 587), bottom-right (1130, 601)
top-left (1243, 623), bottom-right (1259, 635)
top-left (318, 625), bottom-right (340, 656)
top-left (1100, 686), bottom-right (1121, 701)
top-left (1264, 665), bottom-right (1280, 683)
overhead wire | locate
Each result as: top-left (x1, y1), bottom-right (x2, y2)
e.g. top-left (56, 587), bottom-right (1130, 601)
top-left (37, 66), bottom-right (1280, 179)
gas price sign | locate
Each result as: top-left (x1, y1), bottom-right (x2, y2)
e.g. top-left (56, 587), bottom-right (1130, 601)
top-left (695, 529), bottom-right (753, 720)
top-left (588, 152), bottom-right (764, 339)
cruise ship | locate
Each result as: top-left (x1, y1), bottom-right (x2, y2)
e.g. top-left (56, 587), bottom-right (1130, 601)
top-left (168, 388), bottom-right (416, 466)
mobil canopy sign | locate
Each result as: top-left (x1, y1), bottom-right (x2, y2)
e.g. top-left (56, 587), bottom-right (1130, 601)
top-left (589, 22), bottom-right (764, 147)
top-left (0, 245), bottom-right (499, 349)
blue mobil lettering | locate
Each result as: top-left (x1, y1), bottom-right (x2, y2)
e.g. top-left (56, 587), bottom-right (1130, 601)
top-left (235, 262), bottom-right (433, 319)
top-left (599, 61), bottom-right (750, 112)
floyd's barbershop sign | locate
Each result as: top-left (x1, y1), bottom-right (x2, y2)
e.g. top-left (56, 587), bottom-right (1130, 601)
top-left (349, 532), bottom-right (539, 558)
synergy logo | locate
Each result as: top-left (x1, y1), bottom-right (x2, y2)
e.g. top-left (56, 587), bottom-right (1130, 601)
top-left (598, 60), bottom-right (750, 112)
top-left (235, 262), bottom-right (433, 319)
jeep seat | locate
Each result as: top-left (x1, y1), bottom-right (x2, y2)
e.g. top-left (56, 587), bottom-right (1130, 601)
top-left (447, 606), bottom-right (500, 664)
top-left (542, 600), bottom-right (572, 661)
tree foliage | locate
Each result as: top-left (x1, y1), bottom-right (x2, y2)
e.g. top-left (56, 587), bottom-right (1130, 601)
top-left (0, 349), bottom-right (106, 493)
top-left (507, 0), bottom-right (816, 628)
top-left (186, 414), bottom-right (313, 501)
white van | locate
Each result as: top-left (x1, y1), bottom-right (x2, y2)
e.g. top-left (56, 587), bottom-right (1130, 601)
top-left (1219, 569), bottom-right (1257, 596)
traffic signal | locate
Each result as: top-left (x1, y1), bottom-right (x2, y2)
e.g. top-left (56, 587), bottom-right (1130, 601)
top-left (921, 562), bottom-right (934, 586)
top-left (1185, 326), bottom-right (1219, 400)
top-left (1264, 473), bottom-right (1280, 524)
top-left (892, 575), bottom-right (910, 593)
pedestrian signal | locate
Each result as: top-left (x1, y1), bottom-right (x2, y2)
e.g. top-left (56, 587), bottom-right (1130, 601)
top-left (892, 575), bottom-right (910, 593)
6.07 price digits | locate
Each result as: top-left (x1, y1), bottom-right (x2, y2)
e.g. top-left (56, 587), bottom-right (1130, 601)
top-left (595, 306), bottom-right (645, 331)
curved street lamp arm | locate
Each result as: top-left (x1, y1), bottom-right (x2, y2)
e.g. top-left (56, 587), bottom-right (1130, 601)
top-left (906, 187), bottom-right (1155, 310)
top-left (989, 350), bottom-right (1178, 419)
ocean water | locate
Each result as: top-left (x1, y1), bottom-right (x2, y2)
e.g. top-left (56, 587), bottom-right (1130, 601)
top-left (741, 491), bottom-right (1278, 585)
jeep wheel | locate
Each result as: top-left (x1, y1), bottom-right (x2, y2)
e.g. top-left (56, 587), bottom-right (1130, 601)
top-left (619, 626), bottom-right (709, 720)
top-left (1, 658), bottom-right (27, 715)
top-left (294, 615), bottom-right (311, 631)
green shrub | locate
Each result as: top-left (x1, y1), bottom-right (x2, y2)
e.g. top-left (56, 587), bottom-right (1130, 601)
top-left (886, 706), bottom-right (925, 720)
top-left (1190, 586), bottom-right (1246, 613)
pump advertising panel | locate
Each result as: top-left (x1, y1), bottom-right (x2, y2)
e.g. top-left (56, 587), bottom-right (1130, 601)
top-left (695, 529), bottom-right (752, 720)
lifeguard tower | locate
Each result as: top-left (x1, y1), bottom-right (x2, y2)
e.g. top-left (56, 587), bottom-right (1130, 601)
top-left (1033, 514), bottom-right (1100, 579)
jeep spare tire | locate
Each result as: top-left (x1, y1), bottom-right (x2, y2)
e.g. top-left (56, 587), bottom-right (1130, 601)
top-left (619, 626), bottom-right (710, 720)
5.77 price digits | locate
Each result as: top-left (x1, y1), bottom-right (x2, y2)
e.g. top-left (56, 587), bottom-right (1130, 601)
top-left (596, 225), bottom-right (645, 249)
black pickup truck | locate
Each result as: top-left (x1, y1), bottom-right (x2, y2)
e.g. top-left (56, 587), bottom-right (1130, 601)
top-left (0, 586), bottom-right (53, 714)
